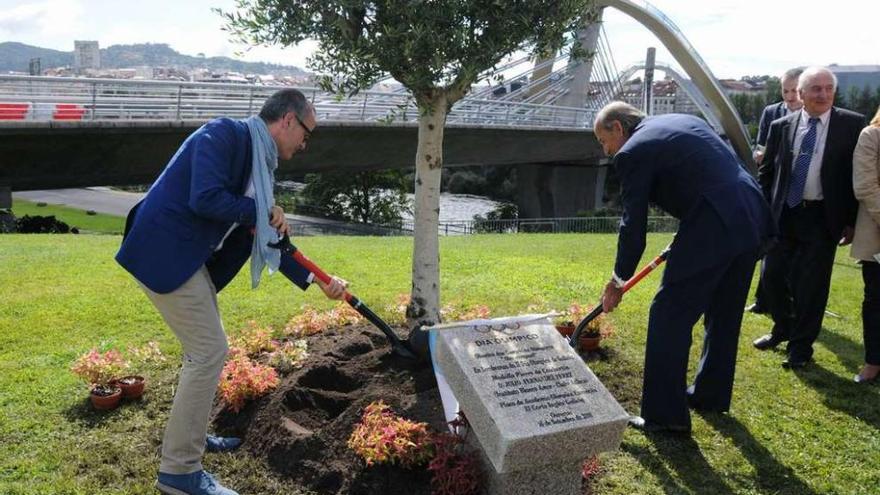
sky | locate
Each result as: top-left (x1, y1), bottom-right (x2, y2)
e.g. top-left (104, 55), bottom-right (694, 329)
top-left (0, 0), bottom-right (878, 79)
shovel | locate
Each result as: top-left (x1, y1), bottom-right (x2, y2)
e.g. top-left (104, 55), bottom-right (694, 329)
top-left (268, 234), bottom-right (418, 360)
top-left (569, 246), bottom-right (671, 348)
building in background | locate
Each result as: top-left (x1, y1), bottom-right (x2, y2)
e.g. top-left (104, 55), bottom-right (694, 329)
top-left (829, 65), bottom-right (880, 94)
top-left (73, 41), bottom-right (101, 74)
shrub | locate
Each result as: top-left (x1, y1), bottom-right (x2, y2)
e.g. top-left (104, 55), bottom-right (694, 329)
top-left (127, 341), bottom-right (166, 366)
top-left (70, 348), bottom-right (128, 388)
top-left (231, 320), bottom-right (279, 356)
top-left (217, 349), bottom-right (280, 413)
top-left (284, 304), bottom-right (363, 337)
top-left (348, 401), bottom-right (434, 468)
top-left (267, 340), bottom-right (309, 373)
top-left (428, 432), bottom-right (482, 495)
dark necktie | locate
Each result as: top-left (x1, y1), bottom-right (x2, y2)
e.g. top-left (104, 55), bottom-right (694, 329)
top-left (786, 117), bottom-right (819, 207)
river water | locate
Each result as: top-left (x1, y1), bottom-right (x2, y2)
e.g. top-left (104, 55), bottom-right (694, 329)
top-left (402, 193), bottom-right (503, 223)
top-left (277, 181), bottom-right (503, 222)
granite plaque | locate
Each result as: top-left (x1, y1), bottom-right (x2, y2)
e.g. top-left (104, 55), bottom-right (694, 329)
top-left (432, 314), bottom-right (629, 475)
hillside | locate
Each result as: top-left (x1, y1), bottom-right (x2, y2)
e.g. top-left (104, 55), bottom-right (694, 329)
top-left (0, 41), bottom-right (308, 76)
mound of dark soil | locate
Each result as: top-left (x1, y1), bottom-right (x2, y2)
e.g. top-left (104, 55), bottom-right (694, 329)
top-left (212, 325), bottom-right (446, 495)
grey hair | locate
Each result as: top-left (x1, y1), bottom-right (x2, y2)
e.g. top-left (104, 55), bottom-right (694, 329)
top-left (594, 101), bottom-right (645, 136)
top-left (781, 67), bottom-right (803, 84)
top-left (797, 66), bottom-right (837, 91)
top-left (259, 88), bottom-right (312, 123)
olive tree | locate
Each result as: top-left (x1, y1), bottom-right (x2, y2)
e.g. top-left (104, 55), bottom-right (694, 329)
top-left (220, 0), bottom-right (595, 325)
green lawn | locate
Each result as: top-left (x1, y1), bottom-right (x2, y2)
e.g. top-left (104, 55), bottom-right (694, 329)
top-left (9, 199), bottom-right (126, 234)
top-left (0, 233), bottom-right (877, 494)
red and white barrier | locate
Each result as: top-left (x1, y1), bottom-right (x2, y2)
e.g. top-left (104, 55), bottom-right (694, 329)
top-left (0, 102), bottom-right (87, 121)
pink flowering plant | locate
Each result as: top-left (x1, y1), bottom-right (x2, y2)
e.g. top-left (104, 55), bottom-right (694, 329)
top-left (217, 348), bottom-right (280, 413)
top-left (348, 400), bottom-right (435, 468)
top-left (70, 348), bottom-right (128, 394)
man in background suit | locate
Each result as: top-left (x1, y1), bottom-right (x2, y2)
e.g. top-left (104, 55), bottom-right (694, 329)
top-left (747, 67), bottom-right (804, 315)
top-left (755, 66), bottom-right (864, 367)
top-left (595, 102), bottom-right (774, 433)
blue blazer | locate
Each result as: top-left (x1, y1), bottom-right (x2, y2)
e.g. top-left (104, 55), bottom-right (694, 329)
top-left (756, 101), bottom-right (789, 147)
top-left (116, 118), bottom-right (310, 294)
top-left (613, 114), bottom-right (775, 284)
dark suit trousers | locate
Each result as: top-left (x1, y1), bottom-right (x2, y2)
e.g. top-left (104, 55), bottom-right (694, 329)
top-left (641, 249), bottom-right (757, 427)
top-left (752, 258), bottom-right (769, 307)
top-left (763, 203), bottom-right (837, 361)
top-left (862, 261), bottom-right (880, 365)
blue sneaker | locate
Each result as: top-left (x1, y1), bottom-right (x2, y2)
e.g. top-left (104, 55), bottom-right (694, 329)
top-left (205, 435), bottom-right (242, 453)
top-left (156, 470), bottom-right (239, 495)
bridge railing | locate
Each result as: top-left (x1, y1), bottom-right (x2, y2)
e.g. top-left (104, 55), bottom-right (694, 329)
top-left (0, 75), bottom-right (594, 128)
top-left (287, 215), bottom-right (678, 236)
top-left (400, 216), bottom-right (678, 236)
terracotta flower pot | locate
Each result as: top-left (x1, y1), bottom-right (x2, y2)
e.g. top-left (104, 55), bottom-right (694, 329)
top-left (117, 375), bottom-right (146, 399)
top-left (90, 385), bottom-right (122, 410)
top-left (555, 325), bottom-right (601, 352)
top-left (555, 324), bottom-right (575, 337)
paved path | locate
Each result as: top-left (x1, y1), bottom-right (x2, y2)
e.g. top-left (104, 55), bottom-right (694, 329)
top-left (11, 188), bottom-right (394, 235)
top-left (14, 187), bottom-right (141, 217)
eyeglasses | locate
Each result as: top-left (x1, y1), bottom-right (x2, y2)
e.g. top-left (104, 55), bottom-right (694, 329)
top-left (293, 113), bottom-right (313, 143)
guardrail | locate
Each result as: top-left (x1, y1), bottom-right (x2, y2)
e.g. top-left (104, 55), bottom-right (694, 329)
top-left (291, 215), bottom-right (678, 236)
top-left (0, 75), bottom-right (595, 128)
top-left (419, 216), bottom-right (679, 235)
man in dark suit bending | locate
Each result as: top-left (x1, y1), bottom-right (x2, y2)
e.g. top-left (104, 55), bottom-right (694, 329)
top-left (755, 66), bottom-right (864, 367)
top-left (595, 102), bottom-right (774, 433)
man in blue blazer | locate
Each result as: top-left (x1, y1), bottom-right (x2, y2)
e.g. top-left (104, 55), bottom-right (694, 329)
top-left (595, 102), bottom-right (774, 433)
top-left (117, 89), bottom-right (346, 495)
top-left (748, 67), bottom-right (803, 315)
top-left (756, 66), bottom-right (864, 368)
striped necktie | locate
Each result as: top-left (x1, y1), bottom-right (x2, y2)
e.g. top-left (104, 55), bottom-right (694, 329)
top-left (786, 117), bottom-right (819, 207)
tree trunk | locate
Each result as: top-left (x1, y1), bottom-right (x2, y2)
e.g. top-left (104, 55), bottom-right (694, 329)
top-left (406, 94), bottom-right (448, 326)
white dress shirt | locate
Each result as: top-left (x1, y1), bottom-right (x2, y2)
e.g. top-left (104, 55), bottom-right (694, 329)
top-left (792, 109), bottom-right (831, 201)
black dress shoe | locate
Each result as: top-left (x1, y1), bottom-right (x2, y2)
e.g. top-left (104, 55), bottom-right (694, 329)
top-left (781, 358), bottom-right (810, 369)
top-left (746, 303), bottom-right (767, 314)
top-left (628, 416), bottom-right (691, 434)
top-left (753, 334), bottom-right (782, 350)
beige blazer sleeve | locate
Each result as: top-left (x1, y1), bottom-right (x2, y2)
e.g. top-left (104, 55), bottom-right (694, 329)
top-left (854, 126), bottom-right (880, 227)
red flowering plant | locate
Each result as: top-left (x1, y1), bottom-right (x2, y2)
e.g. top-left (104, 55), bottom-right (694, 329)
top-left (348, 400), bottom-right (435, 468)
top-left (428, 432), bottom-right (482, 495)
top-left (217, 348), bottom-right (280, 412)
top-left (70, 348), bottom-right (128, 396)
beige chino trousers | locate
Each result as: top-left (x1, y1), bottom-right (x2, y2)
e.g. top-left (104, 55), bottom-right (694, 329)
top-left (139, 266), bottom-right (229, 475)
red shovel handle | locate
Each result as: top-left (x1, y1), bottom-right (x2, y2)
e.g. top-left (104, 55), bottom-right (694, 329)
top-left (289, 250), bottom-right (354, 304)
top-left (622, 248), bottom-right (669, 292)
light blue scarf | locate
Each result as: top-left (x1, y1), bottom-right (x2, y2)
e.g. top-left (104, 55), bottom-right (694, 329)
top-left (245, 116), bottom-right (280, 289)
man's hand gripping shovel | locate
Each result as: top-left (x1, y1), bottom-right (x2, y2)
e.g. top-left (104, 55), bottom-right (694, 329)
top-left (268, 234), bottom-right (419, 360)
top-left (569, 245), bottom-right (671, 348)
